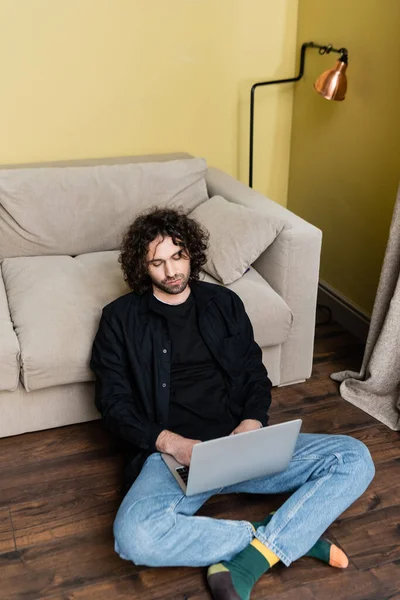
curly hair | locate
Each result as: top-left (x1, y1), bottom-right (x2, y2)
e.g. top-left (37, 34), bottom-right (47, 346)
top-left (118, 206), bottom-right (209, 294)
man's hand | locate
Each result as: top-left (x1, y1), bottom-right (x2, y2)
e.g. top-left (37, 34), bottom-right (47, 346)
top-left (230, 419), bottom-right (262, 435)
top-left (155, 430), bottom-right (201, 466)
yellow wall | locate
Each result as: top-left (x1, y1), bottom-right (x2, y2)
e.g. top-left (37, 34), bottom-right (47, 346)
top-left (0, 0), bottom-right (298, 205)
top-left (288, 0), bottom-right (400, 315)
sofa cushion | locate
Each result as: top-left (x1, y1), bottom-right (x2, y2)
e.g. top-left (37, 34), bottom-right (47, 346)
top-left (2, 253), bottom-right (292, 392)
top-left (191, 195), bottom-right (285, 284)
top-left (0, 268), bottom-right (20, 391)
top-left (1, 253), bottom-right (130, 391)
top-left (201, 268), bottom-right (293, 348)
top-left (0, 158), bottom-right (208, 260)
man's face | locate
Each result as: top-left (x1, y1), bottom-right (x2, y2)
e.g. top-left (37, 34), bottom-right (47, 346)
top-left (147, 235), bottom-right (191, 296)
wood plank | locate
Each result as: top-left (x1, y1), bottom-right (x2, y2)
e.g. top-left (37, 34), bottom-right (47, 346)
top-left (253, 561), bottom-right (400, 600)
top-left (337, 459), bottom-right (400, 519)
top-left (0, 449), bottom-right (123, 508)
top-left (311, 343), bottom-right (364, 378)
top-left (313, 322), bottom-right (364, 354)
top-left (269, 394), bottom-right (376, 435)
top-left (370, 561), bottom-right (400, 599)
top-left (0, 507), bottom-right (15, 553)
top-left (349, 425), bottom-right (400, 464)
top-left (271, 369), bottom-right (368, 424)
top-left (0, 529), bottom-right (133, 600)
top-left (330, 504), bottom-right (400, 570)
top-left (11, 484), bottom-right (120, 550)
top-left (0, 549), bottom-right (57, 600)
top-left (44, 569), bottom-right (207, 600)
top-left (198, 491), bottom-right (289, 522)
top-left (0, 421), bottom-right (115, 469)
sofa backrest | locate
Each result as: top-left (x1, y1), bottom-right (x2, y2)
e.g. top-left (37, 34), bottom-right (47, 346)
top-left (0, 153), bottom-right (207, 259)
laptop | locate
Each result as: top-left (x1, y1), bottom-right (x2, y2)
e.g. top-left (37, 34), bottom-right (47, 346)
top-left (161, 419), bottom-right (302, 496)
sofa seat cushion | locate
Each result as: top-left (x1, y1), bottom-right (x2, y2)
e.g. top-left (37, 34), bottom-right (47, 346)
top-left (202, 268), bottom-right (293, 348)
top-left (0, 267), bottom-right (20, 391)
top-left (1, 252), bottom-right (130, 392)
top-left (2, 254), bottom-right (292, 392)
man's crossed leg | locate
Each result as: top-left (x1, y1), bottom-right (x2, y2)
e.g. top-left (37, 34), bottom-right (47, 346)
top-left (114, 433), bottom-right (374, 600)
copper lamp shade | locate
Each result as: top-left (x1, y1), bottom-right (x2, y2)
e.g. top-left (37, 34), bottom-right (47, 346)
top-left (314, 59), bottom-right (348, 101)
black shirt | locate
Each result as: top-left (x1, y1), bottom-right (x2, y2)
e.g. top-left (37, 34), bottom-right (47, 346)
top-left (154, 293), bottom-right (236, 440)
top-left (90, 281), bottom-right (272, 491)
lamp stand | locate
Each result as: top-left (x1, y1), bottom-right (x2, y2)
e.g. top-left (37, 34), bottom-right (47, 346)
top-left (249, 42), bottom-right (348, 188)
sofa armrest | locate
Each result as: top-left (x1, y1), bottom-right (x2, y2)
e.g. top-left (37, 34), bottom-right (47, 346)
top-left (0, 266), bottom-right (20, 391)
top-left (206, 167), bottom-right (322, 385)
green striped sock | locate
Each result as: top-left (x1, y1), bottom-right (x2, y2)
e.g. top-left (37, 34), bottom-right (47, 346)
top-left (207, 541), bottom-right (278, 600)
top-left (251, 512), bottom-right (348, 568)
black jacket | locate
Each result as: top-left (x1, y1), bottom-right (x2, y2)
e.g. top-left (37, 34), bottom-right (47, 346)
top-left (90, 280), bottom-right (272, 490)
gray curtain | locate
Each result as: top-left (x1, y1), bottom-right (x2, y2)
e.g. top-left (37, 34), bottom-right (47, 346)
top-left (331, 183), bottom-right (400, 431)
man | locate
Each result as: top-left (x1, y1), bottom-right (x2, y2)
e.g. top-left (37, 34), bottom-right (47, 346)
top-left (90, 207), bottom-right (374, 600)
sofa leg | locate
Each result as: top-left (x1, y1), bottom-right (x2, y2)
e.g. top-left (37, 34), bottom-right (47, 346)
top-left (277, 379), bottom-right (306, 388)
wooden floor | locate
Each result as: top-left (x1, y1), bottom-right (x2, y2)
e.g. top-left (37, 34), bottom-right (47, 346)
top-left (1, 319), bottom-right (400, 600)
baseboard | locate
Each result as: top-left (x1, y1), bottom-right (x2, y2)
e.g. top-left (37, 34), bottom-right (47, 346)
top-left (317, 281), bottom-right (370, 342)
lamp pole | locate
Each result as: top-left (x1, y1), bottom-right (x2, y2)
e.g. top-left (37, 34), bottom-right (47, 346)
top-left (249, 42), bottom-right (348, 188)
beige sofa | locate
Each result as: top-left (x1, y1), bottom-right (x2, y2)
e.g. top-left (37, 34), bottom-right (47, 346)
top-left (0, 153), bottom-right (322, 438)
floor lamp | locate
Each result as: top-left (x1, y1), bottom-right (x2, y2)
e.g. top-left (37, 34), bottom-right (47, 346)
top-left (249, 42), bottom-right (349, 188)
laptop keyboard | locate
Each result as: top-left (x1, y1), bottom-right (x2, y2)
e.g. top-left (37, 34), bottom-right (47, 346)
top-left (176, 466), bottom-right (189, 484)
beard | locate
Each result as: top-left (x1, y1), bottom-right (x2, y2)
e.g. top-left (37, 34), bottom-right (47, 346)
top-left (151, 271), bottom-right (190, 295)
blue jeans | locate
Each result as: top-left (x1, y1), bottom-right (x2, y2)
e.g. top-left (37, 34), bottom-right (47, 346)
top-left (114, 433), bottom-right (374, 567)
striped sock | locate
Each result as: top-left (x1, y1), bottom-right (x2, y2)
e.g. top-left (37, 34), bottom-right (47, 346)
top-left (207, 539), bottom-right (279, 600)
top-left (251, 512), bottom-right (348, 568)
